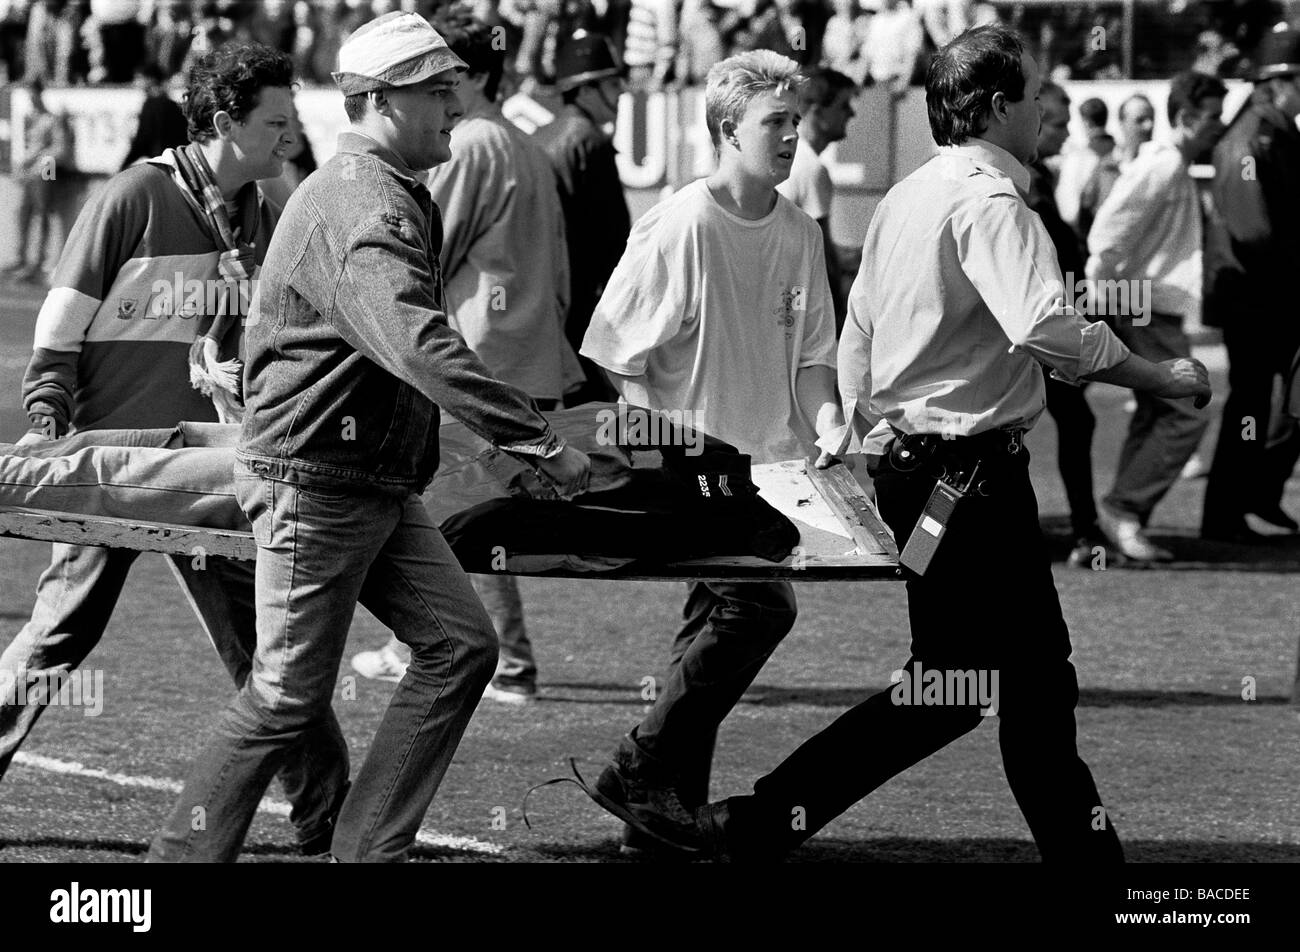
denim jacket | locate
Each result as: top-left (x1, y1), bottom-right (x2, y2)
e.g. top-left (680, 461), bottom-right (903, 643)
top-left (237, 131), bottom-right (563, 495)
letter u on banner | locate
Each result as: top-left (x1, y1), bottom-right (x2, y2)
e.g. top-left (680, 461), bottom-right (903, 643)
top-left (615, 91), bottom-right (667, 190)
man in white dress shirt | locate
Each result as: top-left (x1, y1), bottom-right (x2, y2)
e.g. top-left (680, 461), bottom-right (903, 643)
top-left (675, 24), bottom-right (1209, 861)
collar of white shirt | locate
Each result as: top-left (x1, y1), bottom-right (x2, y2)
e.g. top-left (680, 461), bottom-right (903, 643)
top-left (941, 137), bottom-right (1031, 194)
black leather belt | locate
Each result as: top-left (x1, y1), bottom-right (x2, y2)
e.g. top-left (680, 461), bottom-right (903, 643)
top-left (885, 426), bottom-right (1026, 476)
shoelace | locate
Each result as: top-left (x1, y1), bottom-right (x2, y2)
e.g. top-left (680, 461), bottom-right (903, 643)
top-left (521, 757), bottom-right (593, 831)
top-left (520, 758), bottom-right (703, 854)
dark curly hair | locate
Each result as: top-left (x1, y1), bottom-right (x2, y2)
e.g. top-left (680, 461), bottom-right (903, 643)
top-left (434, 5), bottom-right (506, 103)
top-left (184, 42), bottom-right (296, 143)
top-left (1166, 70), bottom-right (1227, 124)
top-left (925, 25), bottom-right (1026, 147)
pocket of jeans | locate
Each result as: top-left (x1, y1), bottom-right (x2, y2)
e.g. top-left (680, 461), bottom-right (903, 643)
top-left (235, 474), bottom-right (273, 547)
top-left (293, 483), bottom-right (352, 504)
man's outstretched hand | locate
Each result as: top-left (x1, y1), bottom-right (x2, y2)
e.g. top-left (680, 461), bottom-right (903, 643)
top-left (1153, 357), bottom-right (1212, 409)
top-left (536, 444), bottom-right (592, 500)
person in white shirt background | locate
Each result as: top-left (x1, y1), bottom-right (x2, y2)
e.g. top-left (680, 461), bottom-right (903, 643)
top-left (661, 23), bottom-right (1211, 862)
top-left (776, 65), bottom-right (859, 332)
top-left (1087, 71), bottom-right (1226, 563)
top-left (1053, 95), bottom-right (1115, 231)
top-left (862, 0), bottom-right (924, 97)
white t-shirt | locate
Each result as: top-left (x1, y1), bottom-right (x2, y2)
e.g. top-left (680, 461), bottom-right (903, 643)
top-left (581, 178), bottom-right (837, 464)
top-left (776, 139), bottom-right (833, 222)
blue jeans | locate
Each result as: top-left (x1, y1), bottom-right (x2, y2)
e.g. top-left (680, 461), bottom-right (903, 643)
top-left (0, 424), bottom-right (244, 529)
top-left (383, 572), bottom-right (535, 689)
top-left (1104, 313), bottom-right (1210, 523)
top-left (0, 541), bottom-right (349, 849)
top-left (148, 469), bottom-right (498, 862)
top-left (470, 573), bottom-right (536, 688)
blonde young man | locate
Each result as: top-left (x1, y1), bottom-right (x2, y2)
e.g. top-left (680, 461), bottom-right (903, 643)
top-left (576, 50), bottom-right (845, 850)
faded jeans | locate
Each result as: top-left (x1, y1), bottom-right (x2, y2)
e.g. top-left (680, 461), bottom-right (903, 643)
top-left (382, 573), bottom-right (536, 688)
top-left (1104, 312), bottom-right (1210, 523)
top-left (147, 467), bottom-right (498, 862)
top-left (0, 424), bottom-right (244, 529)
top-left (0, 425), bottom-right (349, 848)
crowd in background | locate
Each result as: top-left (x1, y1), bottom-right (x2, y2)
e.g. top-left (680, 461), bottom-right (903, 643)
top-left (2, 6), bottom-right (1299, 558)
top-left (2, 0), bottom-right (1300, 90)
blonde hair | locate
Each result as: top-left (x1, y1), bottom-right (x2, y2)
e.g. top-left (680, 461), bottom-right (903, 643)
top-left (704, 50), bottom-right (803, 150)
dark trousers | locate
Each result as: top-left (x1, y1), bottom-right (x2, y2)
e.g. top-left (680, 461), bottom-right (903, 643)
top-left (724, 444), bottom-right (1124, 861)
top-left (624, 580), bottom-right (797, 808)
top-left (1044, 370), bottom-right (1099, 539)
top-left (1203, 319), bottom-right (1300, 530)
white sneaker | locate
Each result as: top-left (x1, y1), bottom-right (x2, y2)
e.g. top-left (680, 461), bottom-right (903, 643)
top-left (1098, 507), bottom-right (1172, 562)
top-left (1180, 453), bottom-right (1210, 480)
top-left (350, 644), bottom-right (409, 683)
top-left (481, 682), bottom-right (537, 705)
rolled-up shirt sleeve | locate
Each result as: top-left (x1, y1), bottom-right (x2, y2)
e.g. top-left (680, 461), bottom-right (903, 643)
top-left (957, 193), bottom-right (1129, 384)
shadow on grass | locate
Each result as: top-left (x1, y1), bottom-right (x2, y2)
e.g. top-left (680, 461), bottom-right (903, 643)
top-left (524, 836), bottom-right (1300, 863)
top-left (540, 682), bottom-right (1296, 709)
top-left (1040, 514), bottom-right (1300, 570)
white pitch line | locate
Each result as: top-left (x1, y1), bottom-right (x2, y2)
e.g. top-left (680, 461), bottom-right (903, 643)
top-left (12, 751), bottom-right (503, 856)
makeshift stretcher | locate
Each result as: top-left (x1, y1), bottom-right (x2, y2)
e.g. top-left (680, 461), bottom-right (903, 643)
top-left (3, 437), bottom-right (1298, 703)
top-left (0, 457), bottom-right (901, 582)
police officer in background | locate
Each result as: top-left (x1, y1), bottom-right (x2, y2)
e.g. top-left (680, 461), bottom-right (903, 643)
top-left (1201, 25), bottom-right (1300, 542)
top-left (533, 31), bottom-right (632, 406)
top-left (644, 25), bottom-right (1210, 861)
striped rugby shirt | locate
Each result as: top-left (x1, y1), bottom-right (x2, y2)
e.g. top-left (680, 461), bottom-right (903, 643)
top-left (21, 158), bottom-right (277, 434)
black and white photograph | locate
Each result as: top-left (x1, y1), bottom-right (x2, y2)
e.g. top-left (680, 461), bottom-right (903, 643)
top-left (0, 0), bottom-right (1294, 933)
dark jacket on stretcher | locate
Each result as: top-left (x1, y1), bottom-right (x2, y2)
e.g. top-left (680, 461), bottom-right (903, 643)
top-left (0, 405), bottom-right (799, 574)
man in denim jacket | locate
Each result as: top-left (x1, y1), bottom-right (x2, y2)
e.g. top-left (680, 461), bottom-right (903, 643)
top-left (148, 11), bottom-right (591, 863)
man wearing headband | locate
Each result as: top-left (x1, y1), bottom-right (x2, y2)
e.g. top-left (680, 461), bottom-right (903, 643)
top-left (148, 12), bottom-right (590, 863)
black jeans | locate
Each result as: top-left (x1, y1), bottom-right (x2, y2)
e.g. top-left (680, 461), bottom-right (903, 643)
top-left (1203, 320), bottom-right (1300, 530)
top-left (623, 581), bottom-right (798, 807)
top-left (1044, 370), bottom-right (1099, 539)
top-left (723, 441), bottom-right (1125, 862)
